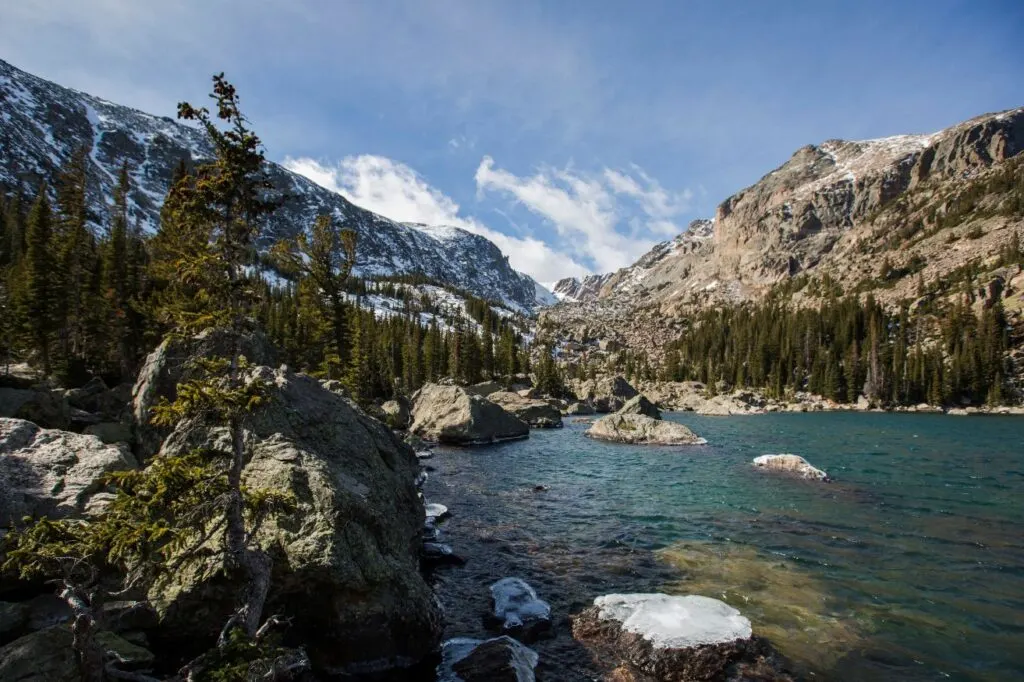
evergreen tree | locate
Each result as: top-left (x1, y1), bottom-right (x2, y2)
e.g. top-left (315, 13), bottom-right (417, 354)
top-left (21, 186), bottom-right (57, 375)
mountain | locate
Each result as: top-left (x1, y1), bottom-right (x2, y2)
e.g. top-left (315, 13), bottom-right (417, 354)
top-left (541, 107), bottom-right (1024, 356)
top-left (0, 58), bottom-right (551, 313)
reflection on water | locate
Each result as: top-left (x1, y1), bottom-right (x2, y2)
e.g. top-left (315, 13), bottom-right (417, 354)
top-left (422, 413), bottom-right (1024, 681)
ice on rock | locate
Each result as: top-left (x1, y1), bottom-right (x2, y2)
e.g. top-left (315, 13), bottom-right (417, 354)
top-left (437, 636), bottom-right (538, 682)
top-left (594, 594), bottom-right (751, 649)
top-left (489, 578), bottom-right (551, 638)
top-left (425, 503), bottom-right (449, 523)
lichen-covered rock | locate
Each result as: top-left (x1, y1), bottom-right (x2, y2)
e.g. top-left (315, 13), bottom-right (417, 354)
top-left (617, 395), bottom-right (662, 420)
top-left (564, 401), bottom-right (595, 416)
top-left (410, 384), bottom-right (529, 445)
top-left (487, 392), bottom-right (563, 429)
top-left (0, 388), bottom-right (71, 430)
top-left (149, 367), bottom-right (442, 676)
top-left (752, 455), bottom-right (830, 481)
top-left (131, 326), bottom-right (276, 459)
top-left (488, 578), bottom-right (552, 642)
top-left (381, 397), bottom-right (412, 430)
top-left (585, 414), bottom-right (704, 446)
top-left (572, 593), bottom-right (789, 681)
top-left (438, 636), bottom-right (538, 682)
top-left (0, 418), bottom-right (137, 527)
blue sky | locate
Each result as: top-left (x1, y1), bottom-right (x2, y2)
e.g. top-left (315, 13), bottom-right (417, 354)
top-left (2, 0), bottom-right (1022, 285)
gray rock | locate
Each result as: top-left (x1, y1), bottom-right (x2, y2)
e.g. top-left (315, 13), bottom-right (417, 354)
top-left (0, 418), bottom-right (137, 528)
top-left (438, 636), bottom-right (538, 682)
top-left (573, 376), bottom-right (638, 413)
top-left (0, 602), bottom-right (28, 639)
top-left (466, 381), bottom-right (503, 398)
top-left (83, 422), bottom-right (133, 445)
top-left (0, 388), bottom-right (71, 430)
top-left (94, 630), bottom-right (155, 669)
top-left (488, 578), bottom-right (552, 642)
top-left (585, 414), bottom-right (704, 445)
top-left (410, 384), bottom-right (529, 445)
top-left (131, 326), bottom-right (276, 459)
top-left (381, 398), bottom-right (412, 430)
top-left (149, 366), bottom-right (441, 675)
top-left (25, 594), bottom-right (71, 631)
top-left (487, 392), bottom-right (563, 429)
top-left (616, 394), bottom-right (662, 420)
top-left (0, 627), bottom-right (79, 682)
top-left (564, 401), bottom-right (595, 416)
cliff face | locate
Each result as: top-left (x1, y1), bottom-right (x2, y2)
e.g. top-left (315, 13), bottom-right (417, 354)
top-left (540, 107), bottom-right (1024, 358)
top-left (0, 58), bottom-right (551, 312)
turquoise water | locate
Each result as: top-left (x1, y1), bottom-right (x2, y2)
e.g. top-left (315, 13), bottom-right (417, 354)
top-left (422, 413), bottom-right (1024, 681)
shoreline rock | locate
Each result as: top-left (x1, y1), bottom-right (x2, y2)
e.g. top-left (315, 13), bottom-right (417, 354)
top-left (488, 578), bottom-right (552, 642)
top-left (438, 636), bottom-right (538, 682)
top-left (410, 384), bottom-right (530, 445)
top-left (487, 392), bottom-right (563, 429)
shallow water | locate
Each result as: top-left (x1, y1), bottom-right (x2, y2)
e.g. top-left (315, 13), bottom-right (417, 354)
top-left (420, 413), bottom-right (1024, 681)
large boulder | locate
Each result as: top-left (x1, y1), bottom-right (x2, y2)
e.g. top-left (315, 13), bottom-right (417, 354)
top-left (131, 326), bottom-right (276, 459)
top-left (149, 367), bottom-right (443, 676)
top-left (617, 395), bottom-right (662, 420)
top-left (573, 376), bottom-right (639, 413)
top-left (438, 636), bottom-right (538, 682)
top-left (466, 381), bottom-right (504, 398)
top-left (752, 455), bottom-right (830, 482)
top-left (564, 401), bottom-right (595, 416)
top-left (409, 384), bottom-right (529, 445)
top-left (487, 392), bottom-right (563, 429)
top-left (65, 378), bottom-right (132, 421)
top-left (585, 414), bottom-right (704, 446)
top-left (0, 418), bottom-right (137, 527)
top-left (572, 593), bottom-right (788, 681)
top-left (0, 388), bottom-right (71, 430)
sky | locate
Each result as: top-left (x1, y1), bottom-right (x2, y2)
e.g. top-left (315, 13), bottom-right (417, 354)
top-left (2, 0), bottom-right (1023, 287)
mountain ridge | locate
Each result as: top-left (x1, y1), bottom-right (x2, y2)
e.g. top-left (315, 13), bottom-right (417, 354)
top-left (0, 57), bottom-right (552, 313)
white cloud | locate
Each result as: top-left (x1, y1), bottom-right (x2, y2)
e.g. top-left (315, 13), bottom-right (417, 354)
top-left (475, 157), bottom-right (692, 273)
top-left (283, 155), bottom-right (590, 287)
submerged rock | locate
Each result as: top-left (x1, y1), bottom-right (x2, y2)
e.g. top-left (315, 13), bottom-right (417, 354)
top-left (410, 384), bottom-right (529, 445)
top-left (573, 593), bottom-right (786, 681)
top-left (753, 454), bottom-right (830, 481)
top-left (488, 578), bottom-right (552, 642)
top-left (585, 414), bottom-right (704, 445)
top-left (616, 394), bottom-right (662, 420)
top-left (487, 391), bottom-right (563, 429)
top-left (438, 636), bottom-right (538, 682)
top-left (0, 418), bottom-right (137, 527)
top-left (150, 366), bottom-right (442, 676)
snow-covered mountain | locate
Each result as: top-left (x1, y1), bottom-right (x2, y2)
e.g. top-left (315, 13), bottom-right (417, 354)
top-left (0, 58), bottom-right (553, 312)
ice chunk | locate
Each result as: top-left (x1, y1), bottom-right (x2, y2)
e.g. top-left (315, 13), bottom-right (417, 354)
top-left (594, 593), bottom-right (751, 649)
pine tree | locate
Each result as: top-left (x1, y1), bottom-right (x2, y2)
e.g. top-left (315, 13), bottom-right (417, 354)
top-left (22, 186), bottom-right (57, 375)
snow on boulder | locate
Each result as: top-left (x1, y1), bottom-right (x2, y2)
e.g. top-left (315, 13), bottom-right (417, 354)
top-left (437, 636), bottom-right (538, 682)
top-left (488, 578), bottom-right (552, 641)
top-left (753, 454), bottom-right (830, 482)
top-left (573, 593), bottom-right (788, 681)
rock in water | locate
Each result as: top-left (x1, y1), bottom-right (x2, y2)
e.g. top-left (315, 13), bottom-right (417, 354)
top-left (487, 392), bottom-right (563, 429)
top-left (409, 384), bottom-right (529, 445)
top-left (488, 578), bottom-right (552, 641)
top-left (131, 326), bottom-right (276, 459)
top-left (753, 454), bottom-right (830, 481)
top-left (585, 414), bottom-right (704, 445)
top-left (438, 636), bottom-right (538, 682)
top-left (149, 366), bottom-right (442, 676)
top-left (0, 418), bottom-right (137, 527)
top-left (616, 394), bottom-right (662, 420)
top-left (573, 593), bottom-right (786, 681)
top-left (564, 401), bottom-right (595, 416)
